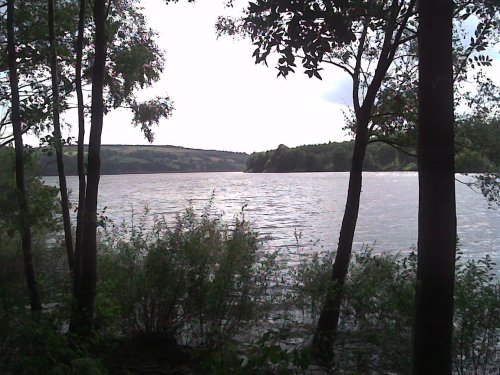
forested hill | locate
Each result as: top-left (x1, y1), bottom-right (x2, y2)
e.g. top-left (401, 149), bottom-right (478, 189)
top-left (37, 145), bottom-right (249, 175)
top-left (24, 134), bottom-right (499, 176)
top-left (246, 142), bottom-right (418, 173)
top-left (246, 136), bottom-right (499, 173)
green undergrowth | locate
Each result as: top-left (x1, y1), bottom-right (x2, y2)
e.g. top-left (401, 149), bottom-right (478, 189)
top-left (96, 203), bottom-right (281, 348)
top-left (1, 203), bottom-right (499, 374)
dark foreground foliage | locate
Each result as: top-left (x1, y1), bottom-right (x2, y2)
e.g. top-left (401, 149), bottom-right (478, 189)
top-left (1, 203), bottom-right (499, 374)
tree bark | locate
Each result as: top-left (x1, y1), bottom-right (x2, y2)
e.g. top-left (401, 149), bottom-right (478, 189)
top-left (412, 0), bottom-right (456, 374)
top-left (312, 112), bottom-right (369, 363)
top-left (74, 0), bottom-right (107, 334)
top-left (7, 0), bottom-right (42, 313)
top-left (311, 0), bottom-right (417, 360)
top-left (74, 0), bottom-right (87, 298)
top-left (48, 0), bottom-right (74, 273)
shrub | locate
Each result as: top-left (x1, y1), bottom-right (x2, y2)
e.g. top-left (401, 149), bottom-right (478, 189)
top-left (453, 254), bottom-right (500, 375)
top-left (294, 247), bottom-right (499, 374)
top-left (0, 149), bottom-right (62, 308)
top-left (98, 203), bottom-right (280, 348)
top-left (0, 312), bottom-right (105, 375)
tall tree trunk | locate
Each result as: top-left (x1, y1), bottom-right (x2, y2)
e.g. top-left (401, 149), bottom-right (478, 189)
top-left (311, 2), bottom-right (409, 360)
top-left (412, 0), bottom-right (456, 373)
top-left (312, 113), bottom-right (369, 363)
top-left (6, 0), bottom-right (42, 313)
top-left (74, 0), bottom-right (87, 298)
top-left (48, 0), bottom-right (74, 272)
top-left (74, 0), bottom-right (107, 334)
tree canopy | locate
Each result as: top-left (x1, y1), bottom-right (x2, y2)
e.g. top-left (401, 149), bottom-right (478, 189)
top-left (0, 0), bottom-right (173, 146)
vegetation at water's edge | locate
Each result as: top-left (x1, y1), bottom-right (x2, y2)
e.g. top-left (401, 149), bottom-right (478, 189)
top-left (34, 144), bottom-right (249, 175)
top-left (1, 189), bottom-right (498, 373)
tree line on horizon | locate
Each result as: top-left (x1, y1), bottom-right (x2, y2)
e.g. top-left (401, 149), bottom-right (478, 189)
top-left (246, 122), bottom-right (499, 173)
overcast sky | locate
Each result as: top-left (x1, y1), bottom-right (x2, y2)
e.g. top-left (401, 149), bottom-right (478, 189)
top-left (45, 0), bottom-right (499, 154)
top-left (88, 0), bottom-right (352, 153)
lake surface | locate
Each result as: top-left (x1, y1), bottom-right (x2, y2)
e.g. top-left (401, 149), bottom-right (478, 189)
top-left (44, 172), bottom-right (500, 267)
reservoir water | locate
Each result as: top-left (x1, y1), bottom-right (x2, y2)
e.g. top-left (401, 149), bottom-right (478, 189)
top-left (44, 172), bottom-right (500, 266)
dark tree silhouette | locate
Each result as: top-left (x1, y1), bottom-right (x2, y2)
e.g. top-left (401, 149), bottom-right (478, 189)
top-left (412, 0), bottom-right (456, 373)
top-left (73, 0), bottom-right (87, 310)
top-left (6, 0), bottom-right (42, 313)
top-left (48, 0), bottom-right (74, 272)
top-left (218, 1), bottom-right (418, 363)
top-left (75, 0), bottom-right (107, 334)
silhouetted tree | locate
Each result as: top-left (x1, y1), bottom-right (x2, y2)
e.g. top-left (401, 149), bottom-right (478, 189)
top-left (219, 2), bottom-right (419, 362)
top-left (6, 0), bottom-right (42, 313)
top-left (74, 0), bottom-right (107, 334)
top-left (412, 0), bottom-right (456, 373)
top-left (48, 0), bottom-right (74, 272)
top-left (74, 0), bottom-right (87, 302)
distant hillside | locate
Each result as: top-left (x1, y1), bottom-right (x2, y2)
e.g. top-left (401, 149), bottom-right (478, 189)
top-left (37, 145), bottom-right (249, 176)
top-left (246, 141), bottom-right (417, 173)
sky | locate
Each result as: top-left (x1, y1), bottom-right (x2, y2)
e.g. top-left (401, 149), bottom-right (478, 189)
top-left (81, 0), bottom-right (352, 154)
top-left (26, 0), bottom-right (499, 154)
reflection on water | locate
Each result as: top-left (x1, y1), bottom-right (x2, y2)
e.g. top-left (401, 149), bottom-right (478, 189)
top-left (44, 172), bottom-right (499, 266)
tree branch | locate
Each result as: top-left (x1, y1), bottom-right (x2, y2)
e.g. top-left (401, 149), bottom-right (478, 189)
top-left (368, 137), bottom-right (418, 157)
top-left (322, 57), bottom-right (354, 77)
top-left (353, 18), bottom-right (370, 116)
top-left (453, 15), bottom-right (495, 83)
top-left (0, 125), bottom-right (32, 147)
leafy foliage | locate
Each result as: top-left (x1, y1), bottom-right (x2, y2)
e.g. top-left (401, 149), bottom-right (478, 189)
top-left (453, 254), bottom-right (500, 375)
top-left (0, 313), bottom-right (105, 375)
top-left (98, 203), bottom-right (280, 348)
top-left (0, 0), bottom-right (173, 145)
top-left (294, 248), bottom-right (500, 374)
top-left (0, 148), bottom-right (59, 236)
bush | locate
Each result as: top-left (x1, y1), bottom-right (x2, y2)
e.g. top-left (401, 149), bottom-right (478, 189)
top-left (0, 312), bottom-right (105, 375)
top-left (98, 203), bottom-right (280, 348)
top-left (453, 254), bottom-right (500, 375)
top-left (0, 149), bottom-right (63, 311)
top-left (294, 247), bottom-right (499, 374)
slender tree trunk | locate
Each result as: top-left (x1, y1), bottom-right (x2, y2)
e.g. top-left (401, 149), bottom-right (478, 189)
top-left (311, 1), bottom-right (417, 361)
top-left (312, 113), bottom-right (369, 363)
top-left (74, 0), bottom-right (87, 298)
top-left (74, 0), bottom-right (107, 334)
top-left (48, 0), bottom-right (74, 272)
top-left (7, 0), bottom-right (42, 313)
top-left (412, 0), bottom-right (456, 373)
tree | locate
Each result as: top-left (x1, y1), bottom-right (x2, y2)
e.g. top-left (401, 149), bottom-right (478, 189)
top-left (220, 0), bottom-right (498, 363)
top-left (412, 0), bottom-right (456, 372)
top-left (72, 0), bottom-right (174, 334)
top-left (220, 0), bottom-right (418, 363)
top-left (456, 73), bottom-right (499, 206)
top-left (0, 0), bottom-right (79, 148)
top-left (72, 0), bottom-right (107, 335)
top-left (2, 0), bottom-right (173, 331)
top-left (74, 0), bottom-right (87, 301)
top-left (48, 0), bottom-right (74, 272)
top-left (6, 0), bottom-right (42, 313)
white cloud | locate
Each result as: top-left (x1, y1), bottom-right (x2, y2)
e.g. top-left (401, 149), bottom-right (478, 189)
top-left (95, 0), bottom-right (350, 153)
